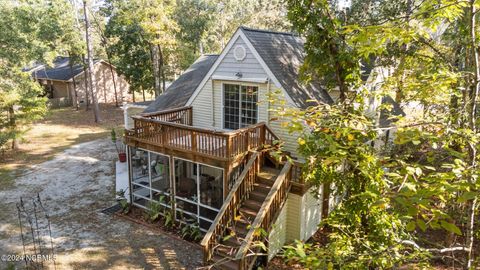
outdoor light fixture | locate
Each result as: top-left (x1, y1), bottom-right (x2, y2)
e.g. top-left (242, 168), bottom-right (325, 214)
top-left (235, 72), bottom-right (243, 78)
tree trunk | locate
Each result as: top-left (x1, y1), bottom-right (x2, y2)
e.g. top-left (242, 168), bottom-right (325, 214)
top-left (8, 106), bottom-right (18, 150)
top-left (82, 55), bottom-right (90, 110)
top-left (158, 44), bottom-right (166, 93)
top-left (68, 52), bottom-right (79, 110)
top-left (107, 54), bottom-right (119, 106)
top-left (467, 1), bottom-right (479, 267)
top-left (83, 0), bottom-right (100, 123)
top-left (142, 88), bottom-right (146, 102)
top-left (150, 43), bottom-right (162, 97)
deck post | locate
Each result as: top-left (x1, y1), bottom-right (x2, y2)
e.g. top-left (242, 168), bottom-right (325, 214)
top-left (191, 130), bottom-right (197, 152)
top-left (188, 107), bottom-right (193, 125)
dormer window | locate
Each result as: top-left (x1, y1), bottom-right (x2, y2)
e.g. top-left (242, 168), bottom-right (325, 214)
top-left (223, 83), bottom-right (258, 130)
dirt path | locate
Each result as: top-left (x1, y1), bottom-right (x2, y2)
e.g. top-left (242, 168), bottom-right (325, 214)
top-left (0, 139), bottom-right (202, 270)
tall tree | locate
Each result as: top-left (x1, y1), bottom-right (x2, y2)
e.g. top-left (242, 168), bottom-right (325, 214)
top-left (83, 0), bottom-right (100, 122)
top-left (282, 0), bottom-right (480, 268)
top-left (0, 0), bottom-right (76, 150)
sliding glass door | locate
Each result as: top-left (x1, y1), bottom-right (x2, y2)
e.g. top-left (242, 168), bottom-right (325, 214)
top-left (223, 83), bottom-right (258, 130)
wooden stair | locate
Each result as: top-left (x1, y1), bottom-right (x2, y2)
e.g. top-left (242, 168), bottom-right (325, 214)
top-left (209, 166), bottom-right (280, 270)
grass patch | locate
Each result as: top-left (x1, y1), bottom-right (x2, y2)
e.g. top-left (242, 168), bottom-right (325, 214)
top-left (0, 167), bottom-right (16, 190)
top-left (0, 104), bottom-right (125, 186)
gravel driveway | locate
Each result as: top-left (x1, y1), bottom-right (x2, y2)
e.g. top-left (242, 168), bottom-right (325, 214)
top-left (0, 139), bottom-right (202, 269)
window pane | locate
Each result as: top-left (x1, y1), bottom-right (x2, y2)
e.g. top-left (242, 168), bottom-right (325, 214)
top-left (241, 85), bottom-right (258, 127)
top-left (223, 84), bottom-right (240, 129)
top-left (174, 159), bottom-right (197, 202)
top-left (150, 153), bottom-right (171, 194)
top-left (130, 147), bottom-right (149, 184)
top-left (199, 164), bottom-right (223, 209)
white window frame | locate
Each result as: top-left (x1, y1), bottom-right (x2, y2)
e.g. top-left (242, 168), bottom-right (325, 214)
top-left (221, 82), bottom-right (260, 130)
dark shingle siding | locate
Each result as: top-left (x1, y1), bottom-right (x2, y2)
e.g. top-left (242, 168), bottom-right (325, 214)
top-left (143, 54), bottom-right (218, 113)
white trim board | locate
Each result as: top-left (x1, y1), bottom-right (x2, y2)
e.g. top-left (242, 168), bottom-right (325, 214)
top-left (211, 75), bottom-right (268, 83)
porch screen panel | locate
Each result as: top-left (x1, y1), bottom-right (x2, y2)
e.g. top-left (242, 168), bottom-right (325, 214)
top-left (199, 165), bottom-right (223, 210)
top-left (150, 153), bottom-right (170, 194)
top-left (240, 85), bottom-right (258, 127)
top-left (129, 147), bottom-right (151, 207)
top-left (223, 84), bottom-right (240, 129)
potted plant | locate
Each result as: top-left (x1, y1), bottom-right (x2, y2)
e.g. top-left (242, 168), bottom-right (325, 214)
top-left (111, 128), bottom-right (127, 162)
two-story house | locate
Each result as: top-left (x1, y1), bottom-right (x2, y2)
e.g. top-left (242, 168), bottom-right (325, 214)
top-left (122, 26), bottom-right (371, 270)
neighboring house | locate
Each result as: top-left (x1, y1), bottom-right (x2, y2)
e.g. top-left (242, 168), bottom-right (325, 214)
top-left (121, 26), bottom-right (393, 270)
top-left (26, 56), bottom-right (130, 107)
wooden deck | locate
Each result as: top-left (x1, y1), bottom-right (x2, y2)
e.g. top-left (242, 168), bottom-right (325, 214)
top-left (125, 107), bottom-right (278, 167)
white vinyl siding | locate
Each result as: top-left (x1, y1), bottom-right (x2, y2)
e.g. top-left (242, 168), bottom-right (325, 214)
top-left (213, 36), bottom-right (268, 80)
top-left (268, 86), bottom-right (301, 157)
top-left (268, 200), bottom-right (288, 260)
top-left (301, 187), bottom-right (323, 240)
top-left (268, 187), bottom-right (324, 260)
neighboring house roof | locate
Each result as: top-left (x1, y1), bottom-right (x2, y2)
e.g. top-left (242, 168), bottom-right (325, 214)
top-left (143, 54), bottom-right (218, 113)
top-left (240, 27), bottom-right (333, 108)
top-left (28, 56), bottom-right (102, 82)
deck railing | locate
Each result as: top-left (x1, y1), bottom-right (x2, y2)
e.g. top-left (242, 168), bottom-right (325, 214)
top-left (235, 162), bottom-right (293, 269)
top-left (201, 152), bottom-right (260, 263)
top-left (126, 108), bottom-right (279, 161)
top-left (140, 106), bottom-right (193, 125)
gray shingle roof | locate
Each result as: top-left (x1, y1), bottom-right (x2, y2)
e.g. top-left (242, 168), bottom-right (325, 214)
top-left (143, 54), bottom-right (218, 113)
top-left (241, 27), bottom-right (334, 108)
top-left (29, 56), bottom-right (100, 81)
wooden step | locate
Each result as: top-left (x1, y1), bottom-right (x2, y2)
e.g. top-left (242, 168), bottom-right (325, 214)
top-left (211, 254), bottom-right (239, 270)
top-left (216, 244), bottom-right (238, 257)
top-left (249, 190), bottom-right (268, 202)
top-left (222, 236), bottom-right (243, 247)
top-left (257, 168), bottom-right (279, 183)
top-left (243, 199), bottom-right (263, 211)
top-left (233, 223), bottom-right (249, 237)
top-left (252, 182), bottom-right (271, 194)
top-left (238, 206), bottom-right (258, 220)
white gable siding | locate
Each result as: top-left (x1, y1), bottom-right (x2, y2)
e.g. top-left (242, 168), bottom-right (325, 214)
top-left (268, 85), bottom-right (301, 157)
top-left (213, 36), bottom-right (268, 79)
top-left (192, 79), bottom-right (214, 128)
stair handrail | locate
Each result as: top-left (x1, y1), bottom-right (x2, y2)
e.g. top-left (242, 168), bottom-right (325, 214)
top-left (235, 162), bottom-right (293, 268)
top-left (201, 151), bottom-right (260, 263)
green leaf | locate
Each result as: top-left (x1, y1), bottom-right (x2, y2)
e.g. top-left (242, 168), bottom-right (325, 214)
top-left (416, 219), bottom-right (427, 232)
top-left (440, 220), bottom-right (462, 235)
top-left (406, 221), bottom-right (416, 231)
top-left (458, 191), bottom-right (478, 203)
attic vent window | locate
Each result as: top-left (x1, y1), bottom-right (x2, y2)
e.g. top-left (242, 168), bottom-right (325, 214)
top-left (233, 45), bottom-right (246, 61)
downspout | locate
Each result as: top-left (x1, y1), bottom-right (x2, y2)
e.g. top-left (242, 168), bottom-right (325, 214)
top-left (211, 78), bottom-right (215, 127)
top-left (123, 103), bottom-right (129, 129)
top-left (267, 78), bottom-right (271, 125)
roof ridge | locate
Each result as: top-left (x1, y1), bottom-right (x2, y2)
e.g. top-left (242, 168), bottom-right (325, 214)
top-left (240, 26), bottom-right (298, 37)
